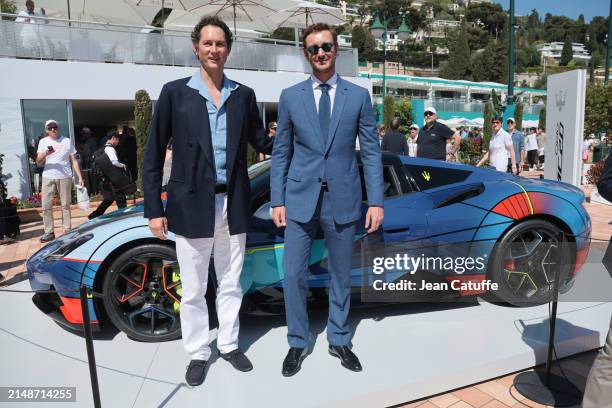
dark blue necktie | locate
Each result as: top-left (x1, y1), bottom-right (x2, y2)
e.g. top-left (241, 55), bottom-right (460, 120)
top-left (318, 83), bottom-right (331, 143)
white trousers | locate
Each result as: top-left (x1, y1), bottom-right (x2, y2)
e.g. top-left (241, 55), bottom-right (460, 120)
top-left (175, 193), bottom-right (246, 360)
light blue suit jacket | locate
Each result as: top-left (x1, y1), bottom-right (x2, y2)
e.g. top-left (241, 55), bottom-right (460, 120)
top-left (270, 76), bottom-right (383, 224)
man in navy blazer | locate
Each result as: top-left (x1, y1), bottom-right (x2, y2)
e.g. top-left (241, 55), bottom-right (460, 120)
top-left (143, 17), bottom-right (272, 386)
top-left (271, 23), bottom-right (384, 376)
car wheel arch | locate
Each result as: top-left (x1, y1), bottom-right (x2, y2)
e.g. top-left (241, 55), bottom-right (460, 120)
top-left (92, 238), bottom-right (176, 324)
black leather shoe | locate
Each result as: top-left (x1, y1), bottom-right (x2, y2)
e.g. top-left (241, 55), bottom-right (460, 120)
top-left (220, 349), bottom-right (253, 372)
top-left (185, 359), bottom-right (208, 386)
top-left (282, 347), bottom-right (307, 377)
top-left (329, 345), bottom-right (362, 372)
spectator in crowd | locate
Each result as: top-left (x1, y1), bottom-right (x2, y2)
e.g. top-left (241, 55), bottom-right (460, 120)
top-left (446, 136), bottom-right (458, 162)
top-left (583, 135), bottom-right (594, 164)
top-left (506, 117), bottom-right (524, 174)
top-left (476, 116), bottom-right (517, 173)
top-left (524, 128), bottom-right (539, 170)
top-left (407, 124), bottom-right (418, 157)
top-left (75, 131), bottom-right (92, 173)
top-left (460, 127), bottom-right (469, 139)
top-left (377, 124), bottom-right (386, 146)
top-left (88, 130), bottom-right (129, 219)
top-left (81, 127), bottom-right (98, 154)
top-left (416, 107), bottom-right (460, 160)
top-left (381, 118), bottom-right (408, 155)
top-left (259, 122), bottom-right (276, 161)
top-left (582, 152), bottom-right (612, 408)
top-left (536, 126), bottom-right (546, 169)
top-left (15, 0), bottom-right (48, 55)
top-left (36, 119), bottom-right (84, 242)
top-left (119, 125), bottom-right (138, 181)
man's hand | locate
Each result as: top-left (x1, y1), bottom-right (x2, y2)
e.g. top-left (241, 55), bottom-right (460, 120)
top-left (272, 206), bottom-right (286, 228)
top-left (77, 177), bottom-right (84, 187)
top-left (365, 206), bottom-right (384, 234)
top-left (149, 217), bottom-right (168, 240)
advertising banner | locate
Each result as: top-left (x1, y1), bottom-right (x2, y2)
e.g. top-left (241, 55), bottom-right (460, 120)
top-left (544, 69), bottom-right (587, 186)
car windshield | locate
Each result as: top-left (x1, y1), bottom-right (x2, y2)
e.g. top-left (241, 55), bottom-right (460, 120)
top-left (248, 159), bottom-right (271, 180)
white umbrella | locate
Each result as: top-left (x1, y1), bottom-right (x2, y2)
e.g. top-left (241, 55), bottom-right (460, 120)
top-left (264, 0), bottom-right (344, 29)
top-left (37, 0), bottom-right (160, 26)
top-left (129, 0), bottom-right (286, 36)
top-left (163, 8), bottom-right (270, 36)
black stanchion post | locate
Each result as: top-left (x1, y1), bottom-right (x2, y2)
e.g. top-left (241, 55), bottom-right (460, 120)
top-left (80, 285), bottom-right (102, 408)
top-left (513, 232), bottom-right (582, 406)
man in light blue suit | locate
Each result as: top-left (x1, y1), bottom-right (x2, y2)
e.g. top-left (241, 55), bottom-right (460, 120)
top-left (270, 23), bottom-right (384, 377)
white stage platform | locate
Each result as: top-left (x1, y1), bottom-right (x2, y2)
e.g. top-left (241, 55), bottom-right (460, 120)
top-left (1, 245), bottom-right (611, 408)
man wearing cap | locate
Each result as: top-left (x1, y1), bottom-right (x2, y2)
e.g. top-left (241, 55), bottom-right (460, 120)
top-left (417, 107), bottom-right (460, 160)
top-left (88, 130), bottom-right (129, 219)
top-left (506, 117), bottom-right (524, 174)
top-left (381, 118), bottom-right (408, 155)
top-left (36, 120), bottom-right (84, 242)
top-left (408, 124), bottom-right (419, 157)
top-left (476, 116), bottom-right (517, 173)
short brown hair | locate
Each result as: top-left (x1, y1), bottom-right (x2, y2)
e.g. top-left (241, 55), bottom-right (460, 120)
top-left (302, 23), bottom-right (337, 49)
top-left (191, 16), bottom-right (233, 50)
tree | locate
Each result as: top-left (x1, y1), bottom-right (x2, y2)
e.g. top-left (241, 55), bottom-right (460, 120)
top-left (471, 38), bottom-right (507, 83)
top-left (351, 25), bottom-right (377, 63)
top-left (584, 83), bottom-right (612, 137)
top-left (483, 102), bottom-right (493, 150)
top-left (383, 95), bottom-right (396, 129)
top-left (491, 89), bottom-right (502, 116)
top-left (395, 97), bottom-right (413, 135)
top-left (538, 106), bottom-right (546, 131)
top-left (514, 101), bottom-right (524, 131)
top-left (439, 25), bottom-right (471, 80)
top-left (464, 3), bottom-right (506, 38)
top-left (560, 36), bottom-right (573, 66)
top-left (134, 90), bottom-right (152, 193)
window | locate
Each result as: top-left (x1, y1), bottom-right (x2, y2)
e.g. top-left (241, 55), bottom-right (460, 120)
top-left (359, 164), bottom-right (402, 201)
top-left (21, 100), bottom-right (71, 196)
top-left (403, 164), bottom-right (471, 191)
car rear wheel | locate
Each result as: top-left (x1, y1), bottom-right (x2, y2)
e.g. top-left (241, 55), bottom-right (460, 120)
top-left (102, 244), bottom-right (183, 342)
top-left (489, 220), bottom-right (575, 306)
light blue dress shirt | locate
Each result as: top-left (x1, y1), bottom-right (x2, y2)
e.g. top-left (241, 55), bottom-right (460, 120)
top-left (186, 71), bottom-right (239, 185)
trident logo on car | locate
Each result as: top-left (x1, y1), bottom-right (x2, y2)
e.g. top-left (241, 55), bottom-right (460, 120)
top-left (422, 170), bottom-right (431, 181)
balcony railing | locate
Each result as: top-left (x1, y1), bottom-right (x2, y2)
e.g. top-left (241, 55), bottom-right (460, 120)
top-left (0, 17), bottom-right (358, 76)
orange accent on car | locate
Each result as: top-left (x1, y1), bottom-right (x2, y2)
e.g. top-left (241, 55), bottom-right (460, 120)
top-left (573, 244), bottom-right (590, 276)
top-left (59, 297), bottom-right (99, 324)
top-left (492, 193), bottom-right (533, 220)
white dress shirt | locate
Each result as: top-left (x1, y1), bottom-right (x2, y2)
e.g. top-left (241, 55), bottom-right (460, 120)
top-left (104, 145), bottom-right (126, 168)
top-left (311, 73), bottom-right (338, 114)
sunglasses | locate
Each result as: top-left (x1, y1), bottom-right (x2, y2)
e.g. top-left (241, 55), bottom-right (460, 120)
top-left (424, 112), bottom-right (435, 117)
top-left (306, 42), bottom-right (334, 55)
top-left (491, 121), bottom-right (501, 124)
top-left (47, 126), bottom-right (58, 130)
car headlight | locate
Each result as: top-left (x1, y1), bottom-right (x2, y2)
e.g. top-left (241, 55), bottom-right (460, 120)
top-left (44, 234), bottom-right (94, 261)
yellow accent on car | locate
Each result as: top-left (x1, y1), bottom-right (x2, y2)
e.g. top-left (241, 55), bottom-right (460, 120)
top-left (508, 181), bottom-right (534, 215)
top-left (422, 170), bottom-right (431, 181)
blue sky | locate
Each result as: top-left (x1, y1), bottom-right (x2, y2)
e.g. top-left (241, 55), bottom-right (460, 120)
top-left (493, 0), bottom-right (609, 22)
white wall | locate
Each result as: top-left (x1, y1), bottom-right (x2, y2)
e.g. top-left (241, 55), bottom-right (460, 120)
top-left (0, 59), bottom-right (371, 102)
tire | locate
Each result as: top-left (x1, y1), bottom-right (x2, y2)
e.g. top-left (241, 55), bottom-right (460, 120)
top-left (488, 219), bottom-right (575, 306)
top-left (102, 244), bottom-right (182, 342)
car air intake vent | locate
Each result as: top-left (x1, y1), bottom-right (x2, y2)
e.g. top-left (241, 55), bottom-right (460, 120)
top-left (435, 184), bottom-right (485, 209)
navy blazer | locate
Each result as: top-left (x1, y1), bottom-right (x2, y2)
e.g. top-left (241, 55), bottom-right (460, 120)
top-left (143, 77), bottom-right (272, 238)
top-left (270, 77), bottom-right (383, 224)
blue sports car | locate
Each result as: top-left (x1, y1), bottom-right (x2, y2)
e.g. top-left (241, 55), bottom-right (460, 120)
top-left (27, 153), bottom-right (591, 342)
